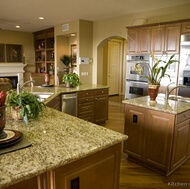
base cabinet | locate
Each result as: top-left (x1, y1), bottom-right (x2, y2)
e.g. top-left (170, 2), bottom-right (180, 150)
top-left (77, 88), bottom-right (109, 123)
top-left (54, 143), bottom-right (121, 189)
top-left (5, 143), bottom-right (121, 189)
top-left (124, 104), bottom-right (190, 176)
top-left (46, 94), bottom-right (61, 111)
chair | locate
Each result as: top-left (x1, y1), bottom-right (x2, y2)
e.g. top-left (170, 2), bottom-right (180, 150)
top-left (0, 78), bottom-right (13, 91)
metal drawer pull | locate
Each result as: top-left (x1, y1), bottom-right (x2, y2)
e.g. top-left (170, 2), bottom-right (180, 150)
top-left (183, 115), bottom-right (189, 118)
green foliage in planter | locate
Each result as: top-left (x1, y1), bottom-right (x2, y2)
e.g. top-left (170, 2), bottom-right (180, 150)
top-left (60, 55), bottom-right (72, 67)
top-left (62, 73), bottom-right (82, 87)
top-left (6, 90), bottom-right (45, 124)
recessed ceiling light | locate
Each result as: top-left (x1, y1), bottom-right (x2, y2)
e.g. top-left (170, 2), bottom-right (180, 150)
top-left (71, 33), bottom-right (76, 37)
top-left (16, 25), bottom-right (20, 28)
top-left (39, 17), bottom-right (44, 20)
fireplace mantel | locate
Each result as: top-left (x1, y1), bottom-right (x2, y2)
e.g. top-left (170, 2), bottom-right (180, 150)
top-left (0, 63), bottom-right (27, 84)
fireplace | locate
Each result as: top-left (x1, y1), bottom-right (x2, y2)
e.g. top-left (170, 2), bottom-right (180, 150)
top-left (0, 63), bottom-right (26, 87)
top-left (1, 76), bottom-right (18, 89)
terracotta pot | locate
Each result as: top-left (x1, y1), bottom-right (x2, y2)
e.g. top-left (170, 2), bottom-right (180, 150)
top-left (148, 84), bottom-right (160, 103)
top-left (0, 105), bottom-right (7, 139)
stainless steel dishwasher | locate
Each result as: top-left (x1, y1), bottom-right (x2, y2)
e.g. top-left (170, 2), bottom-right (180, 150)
top-left (62, 93), bottom-right (77, 116)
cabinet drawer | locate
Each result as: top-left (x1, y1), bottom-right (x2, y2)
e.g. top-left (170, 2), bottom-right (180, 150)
top-left (78, 90), bottom-right (95, 98)
top-left (95, 88), bottom-right (109, 96)
top-left (78, 114), bottom-right (94, 122)
top-left (78, 103), bottom-right (94, 115)
top-left (176, 110), bottom-right (190, 124)
top-left (78, 96), bottom-right (94, 104)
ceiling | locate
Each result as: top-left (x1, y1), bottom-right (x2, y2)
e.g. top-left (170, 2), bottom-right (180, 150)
top-left (0, 0), bottom-right (190, 33)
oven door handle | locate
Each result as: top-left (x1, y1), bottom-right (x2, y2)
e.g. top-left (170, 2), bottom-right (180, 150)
top-left (126, 80), bottom-right (148, 85)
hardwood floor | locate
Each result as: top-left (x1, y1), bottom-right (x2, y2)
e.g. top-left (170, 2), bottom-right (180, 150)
top-left (102, 95), bottom-right (190, 189)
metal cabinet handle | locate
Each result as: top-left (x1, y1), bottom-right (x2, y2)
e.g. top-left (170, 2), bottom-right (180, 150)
top-left (184, 114), bottom-right (189, 118)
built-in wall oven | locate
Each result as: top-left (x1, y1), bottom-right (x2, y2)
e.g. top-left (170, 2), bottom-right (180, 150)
top-left (125, 55), bottom-right (150, 99)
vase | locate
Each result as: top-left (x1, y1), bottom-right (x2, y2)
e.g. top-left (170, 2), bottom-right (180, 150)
top-left (148, 84), bottom-right (160, 105)
top-left (10, 106), bottom-right (23, 120)
top-left (0, 106), bottom-right (7, 139)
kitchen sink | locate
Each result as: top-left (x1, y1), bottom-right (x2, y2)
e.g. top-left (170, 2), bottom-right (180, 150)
top-left (168, 96), bottom-right (190, 103)
top-left (30, 92), bottom-right (53, 101)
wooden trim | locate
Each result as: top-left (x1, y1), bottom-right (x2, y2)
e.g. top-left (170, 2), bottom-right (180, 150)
top-left (126, 18), bottom-right (190, 29)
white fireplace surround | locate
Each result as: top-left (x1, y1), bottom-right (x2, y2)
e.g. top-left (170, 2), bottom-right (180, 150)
top-left (0, 63), bottom-right (27, 85)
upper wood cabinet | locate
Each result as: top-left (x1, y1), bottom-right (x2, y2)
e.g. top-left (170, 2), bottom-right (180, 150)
top-left (127, 27), bottom-right (151, 54)
top-left (151, 23), bottom-right (180, 54)
top-left (127, 22), bottom-right (181, 55)
top-left (181, 21), bottom-right (190, 34)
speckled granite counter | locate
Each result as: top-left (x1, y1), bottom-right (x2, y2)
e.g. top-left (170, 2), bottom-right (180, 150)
top-left (122, 94), bottom-right (190, 114)
top-left (24, 84), bottom-right (109, 104)
top-left (0, 106), bottom-right (127, 189)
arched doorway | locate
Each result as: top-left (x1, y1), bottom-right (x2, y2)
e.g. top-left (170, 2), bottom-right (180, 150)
top-left (97, 36), bottom-right (126, 96)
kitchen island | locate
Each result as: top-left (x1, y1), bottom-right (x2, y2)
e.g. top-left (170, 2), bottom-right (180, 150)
top-left (122, 94), bottom-right (190, 176)
top-left (0, 95), bottom-right (127, 189)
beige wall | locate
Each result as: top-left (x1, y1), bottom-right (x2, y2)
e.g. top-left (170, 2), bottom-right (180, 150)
top-left (0, 30), bottom-right (34, 81)
top-left (55, 20), bottom-right (93, 85)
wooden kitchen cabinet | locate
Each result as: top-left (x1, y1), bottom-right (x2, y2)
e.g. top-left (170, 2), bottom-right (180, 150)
top-left (127, 27), bottom-right (151, 54)
top-left (77, 90), bottom-right (95, 122)
top-left (77, 88), bottom-right (109, 123)
top-left (170, 110), bottom-right (190, 170)
top-left (181, 21), bottom-right (190, 34)
top-left (123, 104), bottom-right (190, 176)
top-left (151, 23), bottom-right (180, 54)
top-left (46, 94), bottom-right (61, 111)
top-left (54, 143), bottom-right (121, 189)
top-left (123, 105), bottom-right (147, 159)
top-left (94, 88), bottom-right (109, 123)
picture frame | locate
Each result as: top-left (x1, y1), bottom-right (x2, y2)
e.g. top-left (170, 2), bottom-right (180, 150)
top-left (71, 44), bottom-right (77, 66)
top-left (0, 44), bottom-right (5, 62)
top-left (6, 44), bottom-right (22, 63)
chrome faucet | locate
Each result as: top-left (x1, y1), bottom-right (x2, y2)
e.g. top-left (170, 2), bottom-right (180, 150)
top-left (165, 82), bottom-right (187, 100)
top-left (17, 79), bottom-right (35, 94)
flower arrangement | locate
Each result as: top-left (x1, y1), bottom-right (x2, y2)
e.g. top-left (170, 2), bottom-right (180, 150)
top-left (137, 53), bottom-right (179, 85)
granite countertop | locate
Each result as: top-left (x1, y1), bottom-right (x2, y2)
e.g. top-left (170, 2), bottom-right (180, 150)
top-left (122, 94), bottom-right (190, 114)
top-left (0, 107), bottom-right (127, 189)
top-left (24, 84), bottom-right (109, 104)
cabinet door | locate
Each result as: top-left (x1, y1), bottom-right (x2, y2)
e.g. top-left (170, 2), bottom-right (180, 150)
top-left (94, 89), bottom-right (108, 123)
top-left (139, 27), bottom-right (151, 54)
top-left (181, 21), bottom-right (190, 34)
top-left (171, 112), bottom-right (190, 170)
top-left (46, 95), bottom-right (61, 111)
top-left (145, 110), bottom-right (174, 171)
top-left (123, 105), bottom-right (146, 159)
top-left (151, 25), bottom-right (165, 54)
top-left (94, 96), bottom-right (108, 123)
top-left (165, 24), bottom-right (180, 54)
top-left (127, 28), bottom-right (138, 54)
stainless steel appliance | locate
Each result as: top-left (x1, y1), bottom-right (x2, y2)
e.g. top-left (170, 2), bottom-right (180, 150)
top-left (62, 93), bottom-right (77, 116)
top-left (125, 55), bottom-right (150, 99)
top-left (178, 34), bottom-right (190, 97)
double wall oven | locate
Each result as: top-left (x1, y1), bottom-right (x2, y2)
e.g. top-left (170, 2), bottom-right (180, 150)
top-left (125, 55), bottom-right (150, 99)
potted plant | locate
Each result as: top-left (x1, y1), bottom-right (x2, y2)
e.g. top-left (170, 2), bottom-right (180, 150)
top-left (62, 73), bottom-right (82, 88)
top-left (136, 53), bottom-right (179, 103)
top-left (60, 55), bottom-right (72, 74)
top-left (6, 90), bottom-right (45, 124)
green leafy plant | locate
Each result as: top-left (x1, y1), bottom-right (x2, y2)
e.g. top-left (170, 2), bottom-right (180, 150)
top-left (6, 90), bottom-right (45, 124)
top-left (60, 55), bottom-right (72, 67)
top-left (62, 73), bottom-right (82, 87)
top-left (137, 53), bottom-right (179, 85)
